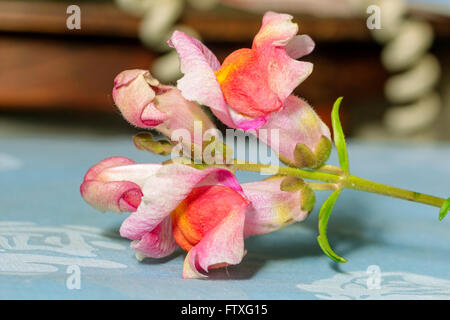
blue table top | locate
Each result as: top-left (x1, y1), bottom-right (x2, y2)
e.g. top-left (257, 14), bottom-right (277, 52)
top-left (1, 134), bottom-right (449, 299)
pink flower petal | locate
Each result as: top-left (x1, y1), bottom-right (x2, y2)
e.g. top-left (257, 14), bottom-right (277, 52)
top-left (83, 157), bottom-right (136, 181)
top-left (267, 54), bottom-right (313, 104)
top-left (99, 164), bottom-right (162, 188)
top-left (113, 69), bottom-right (148, 89)
top-left (113, 70), bottom-right (168, 128)
top-left (253, 12), bottom-right (314, 103)
top-left (130, 216), bottom-right (178, 259)
top-left (286, 35), bottom-right (315, 59)
top-left (168, 31), bottom-right (242, 129)
top-left (216, 48), bottom-right (283, 118)
top-left (120, 164), bottom-right (245, 241)
top-left (80, 157), bottom-right (146, 213)
top-left (254, 11), bottom-right (299, 48)
top-left (257, 95), bottom-right (331, 168)
top-left (140, 102), bottom-right (168, 126)
top-left (81, 180), bottom-right (143, 213)
top-left (242, 177), bottom-right (311, 237)
top-left (182, 204), bottom-right (247, 279)
top-left (227, 107), bottom-right (268, 131)
top-left (154, 87), bottom-right (217, 148)
top-left (167, 32), bottom-right (224, 111)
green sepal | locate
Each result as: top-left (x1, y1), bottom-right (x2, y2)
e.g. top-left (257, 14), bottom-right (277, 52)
top-left (280, 176), bottom-right (316, 214)
top-left (280, 176), bottom-right (305, 192)
top-left (133, 132), bottom-right (173, 156)
top-left (293, 143), bottom-right (316, 168)
top-left (300, 185), bottom-right (316, 213)
top-left (291, 137), bottom-right (331, 169)
top-left (314, 136), bottom-right (332, 169)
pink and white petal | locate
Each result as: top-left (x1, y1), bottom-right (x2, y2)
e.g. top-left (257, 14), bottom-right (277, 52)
top-left (286, 35), bottom-right (315, 59)
top-left (98, 164), bottom-right (162, 189)
top-left (120, 164), bottom-right (245, 241)
top-left (265, 50), bottom-right (313, 103)
top-left (242, 178), bottom-right (309, 237)
top-left (252, 12), bottom-right (314, 102)
top-left (253, 11), bottom-right (299, 49)
top-left (168, 31), bottom-right (267, 130)
top-left (119, 201), bottom-right (168, 241)
top-left (209, 107), bottom-right (243, 130)
top-left (83, 157), bottom-right (136, 182)
top-left (81, 157), bottom-right (144, 213)
top-left (182, 205), bottom-right (246, 279)
top-left (257, 95), bottom-right (331, 167)
top-left (80, 180), bottom-right (143, 213)
top-left (130, 216), bottom-right (178, 259)
top-left (228, 107), bottom-right (268, 131)
top-left (168, 32), bottom-right (226, 111)
top-left (140, 102), bottom-right (168, 127)
top-left (113, 69), bottom-right (168, 128)
top-left (153, 87), bottom-right (218, 148)
top-left (114, 69), bottom-right (149, 89)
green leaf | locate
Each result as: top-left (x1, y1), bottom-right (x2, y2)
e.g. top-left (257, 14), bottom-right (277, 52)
top-left (439, 198), bottom-right (450, 221)
top-left (331, 97), bottom-right (349, 173)
top-left (317, 188), bottom-right (347, 263)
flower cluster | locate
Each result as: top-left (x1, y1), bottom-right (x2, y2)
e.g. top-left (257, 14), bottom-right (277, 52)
top-left (81, 11), bottom-right (331, 278)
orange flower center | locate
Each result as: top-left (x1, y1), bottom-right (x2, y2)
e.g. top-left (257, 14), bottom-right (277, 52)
top-left (215, 48), bottom-right (282, 118)
top-left (171, 185), bottom-right (247, 252)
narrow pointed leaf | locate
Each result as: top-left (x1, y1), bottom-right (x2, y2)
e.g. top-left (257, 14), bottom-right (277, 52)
top-left (331, 97), bottom-right (349, 173)
top-left (317, 188), bottom-right (347, 263)
top-left (439, 198), bottom-right (450, 221)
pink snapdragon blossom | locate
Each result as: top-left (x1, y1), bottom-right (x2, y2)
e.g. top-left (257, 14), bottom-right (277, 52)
top-left (168, 11), bottom-right (331, 167)
top-left (80, 157), bottom-right (154, 213)
top-left (81, 158), bottom-right (313, 278)
top-left (113, 69), bottom-right (217, 158)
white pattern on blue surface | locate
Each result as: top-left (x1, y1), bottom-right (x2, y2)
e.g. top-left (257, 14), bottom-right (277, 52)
top-left (0, 222), bottom-right (127, 275)
top-left (297, 271), bottom-right (450, 299)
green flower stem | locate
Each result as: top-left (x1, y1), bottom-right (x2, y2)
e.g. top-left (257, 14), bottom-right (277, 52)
top-left (308, 183), bottom-right (338, 191)
top-left (343, 175), bottom-right (446, 208)
top-left (227, 162), bottom-right (341, 183)
top-left (191, 161), bottom-right (446, 209)
top-left (224, 162), bottom-right (446, 209)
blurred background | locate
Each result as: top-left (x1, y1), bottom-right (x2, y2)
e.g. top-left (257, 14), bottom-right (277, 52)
top-left (0, 0), bottom-right (449, 141)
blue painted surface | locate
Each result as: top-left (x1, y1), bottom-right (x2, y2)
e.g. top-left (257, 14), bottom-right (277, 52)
top-left (1, 135), bottom-right (449, 299)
